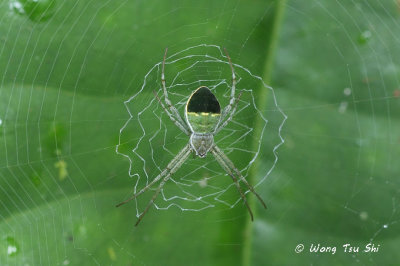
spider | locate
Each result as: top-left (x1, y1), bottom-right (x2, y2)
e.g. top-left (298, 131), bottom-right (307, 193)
top-left (117, 48), bottom-right (266, 226)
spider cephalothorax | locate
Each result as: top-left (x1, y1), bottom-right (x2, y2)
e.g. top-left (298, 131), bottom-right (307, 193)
top-left (117, 48), bottom-right (266, 226)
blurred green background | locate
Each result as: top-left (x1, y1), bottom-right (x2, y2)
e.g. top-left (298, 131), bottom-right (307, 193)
top-left (1, 0), bottom-right (400, 265)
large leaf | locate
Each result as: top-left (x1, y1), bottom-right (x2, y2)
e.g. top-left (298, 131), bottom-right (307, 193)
top-left (253, 0), bottom-right (400, 265)
top-left (0, 0), bottom-right (279, 265)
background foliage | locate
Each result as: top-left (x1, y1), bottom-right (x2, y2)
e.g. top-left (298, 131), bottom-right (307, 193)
top-left (1, 0), bottom-right (400, 265)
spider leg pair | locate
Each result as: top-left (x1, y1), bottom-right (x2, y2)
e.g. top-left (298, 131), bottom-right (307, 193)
top-left (117, 48), bottom-right (266, 226)
top-left (117, 144), bottom-right (192, 226)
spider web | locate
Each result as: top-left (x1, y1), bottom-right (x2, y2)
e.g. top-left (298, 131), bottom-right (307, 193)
top-left (116, 44), bottom-right (286, 216)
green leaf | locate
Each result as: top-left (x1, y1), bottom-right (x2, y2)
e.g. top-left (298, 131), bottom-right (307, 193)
top-left (253, 0), bottom-right (400, 265)
top-left (0, 0), bottom-right (279, 265)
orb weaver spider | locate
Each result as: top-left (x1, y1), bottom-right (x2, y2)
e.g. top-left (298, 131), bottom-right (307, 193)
top-left (117, 48), bottom-right (267, 226)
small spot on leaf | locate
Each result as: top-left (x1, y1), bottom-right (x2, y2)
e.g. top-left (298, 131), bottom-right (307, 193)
top-left (5, 237), bottom-right (19, 257)
top-left (199, 177), bottom-right (208, 188)
top-left (54, 160), bottom-right (68, 181)
top-left (359, 211), bottom-right (368, 221)
top-left (66, 234), bottom-right (73, 242)
top-left (107, 246), bottom-right (117, 261)
top-left (343, 88), bottom-right (351, 96)
top-left (358, 30), bottom-right (372, 45)
top-left (9, 0), bottom-right (57, 22)
top-left (78, 225), bottom-right (87, 236)
top-left (30, 172), bottom-right (42, 187)
top-left (338, 101), bottom-right (348, 114)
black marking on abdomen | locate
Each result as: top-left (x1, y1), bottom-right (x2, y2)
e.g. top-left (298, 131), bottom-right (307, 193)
top-left (187, 86), bottom-right (221, 114)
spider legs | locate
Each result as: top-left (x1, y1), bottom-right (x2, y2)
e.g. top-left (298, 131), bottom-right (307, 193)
top-left (212, 145), bottom-right (267, 219)
top-left (115, 167), bottom-right (166, 208)
top-left (135, 176), bottom-right (168, 226)
top-left (224, 48), bottom-right (237, 106)
top-left (115, 142), bottom-right (191, 208)
top-left (160, 48), bottom-right (191, 134)
top-left (214, 49), bottom-right (240, 134)
top-left (214, 90), bottom-right (243, 134)
top-left (220, 49), bottom-right (237, 119)
top-left (116, 144), bottom-right (192, 226)
top-left (212, 147), bottom-right (254, 220)
top-left (153, 91), bottom-right (190, 135)
top-left (214, 145), bottom-right (267, 209)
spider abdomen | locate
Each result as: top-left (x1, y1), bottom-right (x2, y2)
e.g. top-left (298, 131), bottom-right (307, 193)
top-left (190, 133), bottom-right (214, 158)
top-left (185, 86), bottom-right (221, 133)
top-left (186, 112), bottom-right (220, 133)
